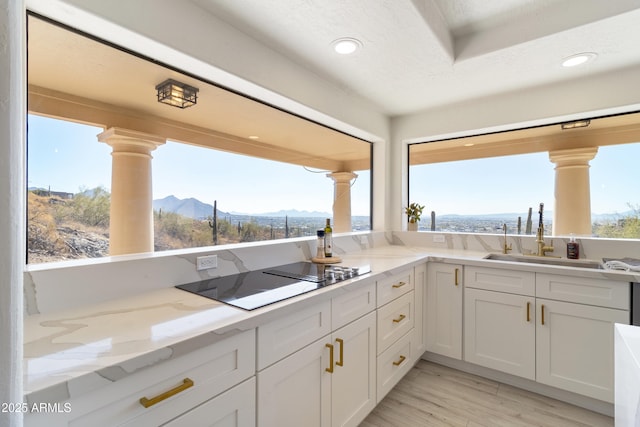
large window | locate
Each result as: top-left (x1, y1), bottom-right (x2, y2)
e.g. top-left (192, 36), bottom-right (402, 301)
top-left (409, 152), bottom-right (554, 234)
top-left (409, 118), bottom-right (640, 239)
top-left (27, 15), bottom-right (371, 264)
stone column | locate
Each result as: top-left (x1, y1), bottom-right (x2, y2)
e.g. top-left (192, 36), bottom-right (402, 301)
top-left (98, 128), bottom-right (165, 255)
top-left (327, 171), bottom-right (357, 233)
top-left (548, 147), bottom-right (598, 236)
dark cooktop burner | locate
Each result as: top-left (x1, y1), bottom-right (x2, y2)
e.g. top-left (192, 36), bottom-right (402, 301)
top-left (176, 261), bottom-right (370, 311)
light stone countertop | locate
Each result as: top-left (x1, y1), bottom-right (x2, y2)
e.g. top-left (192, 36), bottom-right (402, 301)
top-left (23, 245), bottom-right (639, 404)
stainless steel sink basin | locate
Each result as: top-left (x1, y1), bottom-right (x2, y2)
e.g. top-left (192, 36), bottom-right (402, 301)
top-left (483, 253), bottom-right (604, 269)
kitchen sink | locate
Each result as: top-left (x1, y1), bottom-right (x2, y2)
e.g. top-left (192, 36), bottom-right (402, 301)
top-left (483, 253), bottom-right (604, 269)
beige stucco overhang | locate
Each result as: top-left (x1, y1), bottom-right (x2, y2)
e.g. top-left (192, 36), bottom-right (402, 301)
top-left (27, 16), bottom-right (371, 245)
top-left (409, 114), bottom-right (640, 165)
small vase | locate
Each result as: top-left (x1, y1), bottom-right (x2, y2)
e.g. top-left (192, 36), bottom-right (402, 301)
top-left (407, 221), bottom-right (418, 231)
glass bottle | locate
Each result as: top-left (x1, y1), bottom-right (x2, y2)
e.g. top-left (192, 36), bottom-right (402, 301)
top-left (324, 219), bottom-right (333, 258)
top-left (316, 229), bottom-right (325, 258)
top-left (567, 234), bottom-right (579, 259)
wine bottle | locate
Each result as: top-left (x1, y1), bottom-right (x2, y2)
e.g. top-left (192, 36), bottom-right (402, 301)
top-left (324, 218), bottom-right (333, 258)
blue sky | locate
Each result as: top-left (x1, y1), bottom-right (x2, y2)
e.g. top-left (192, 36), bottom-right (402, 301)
top-left (409, 144), bottom-right (640, 216)
top-left (28, 114), bottom-right (639, 217)
top-left (27, 115), bottom-right (371, 215)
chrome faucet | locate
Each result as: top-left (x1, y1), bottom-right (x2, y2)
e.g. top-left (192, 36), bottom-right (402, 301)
top-left (502, 224), bottom-right (512, 254)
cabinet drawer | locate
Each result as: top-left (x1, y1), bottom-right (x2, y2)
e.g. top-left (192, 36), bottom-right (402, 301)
top-left (258, 299), bottom-right (331, 370)
top-left (28, 329), bottom-right (256, 427)
top-left (536, 273), bottom-right (629, 309)
top-left (377, 269), bottom-right (414, 307)
top-left (163, 377), bottom-right (256, 427)
top-left (466, 266), bottom-right (535, 296)
top-left (332, 280), bottom-right (376, 330)
top-left (377, 330), bottom-right (413, 403)
top-left (377, 291), bottom-right (414, 354)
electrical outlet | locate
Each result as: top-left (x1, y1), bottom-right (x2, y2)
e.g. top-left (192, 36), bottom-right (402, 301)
top-left (196, 255), bottom-right (218, 271)
top-left (432, 235), bottom-right (445, 243)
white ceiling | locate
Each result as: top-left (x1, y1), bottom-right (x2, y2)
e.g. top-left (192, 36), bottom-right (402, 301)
top-left (191, 0), bottom-right (640, 116)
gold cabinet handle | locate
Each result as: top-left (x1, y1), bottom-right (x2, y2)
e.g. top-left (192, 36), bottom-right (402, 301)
top-left (454, 268), bottom-right (459, 286)
top-left (393, 355), bottom-right (406, 366)
top-left (336, 338), bottom-right (344, 367)
top-left (392, 314), bottom-right (406, 323)
top-left (392, 281), bottom-right (407, 289)
top-left (139, 378), bottom-right (194, 408)
top-left (325, 343), bottom-right (334, 373)
top-left (526, 302), bottom-right (531, 322)
top-left (541, 304), bottom-right (545, 325)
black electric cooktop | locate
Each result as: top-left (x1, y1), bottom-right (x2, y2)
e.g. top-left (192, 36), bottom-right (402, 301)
top-left (176, 261), bottom-right (370, 311)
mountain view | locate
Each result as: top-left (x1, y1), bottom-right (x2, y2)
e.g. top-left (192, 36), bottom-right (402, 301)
top-left (26, 188), bottom-right (638, 265)
top-left (152, 195), bottom-right (332, 220)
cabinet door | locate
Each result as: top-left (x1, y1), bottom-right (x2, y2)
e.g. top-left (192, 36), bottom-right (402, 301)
top-left (536, 298), bottom-right (629, 403)
top-left (163, 377), bottom-right (255, 427)
top-left (464, 288), bottom-right (535, 380)
top-left (257, 338), bottom-right (331, 427)
top-left (426, 263), bottom-right (463, 359)
top-left (331, 312), bottom-right (376, 427)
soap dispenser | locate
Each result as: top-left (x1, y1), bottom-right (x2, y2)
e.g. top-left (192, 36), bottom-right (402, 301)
top-left (567, 235), bottom-right (579, 259)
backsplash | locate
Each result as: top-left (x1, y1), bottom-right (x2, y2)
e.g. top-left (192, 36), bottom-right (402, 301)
top-left (392, 231), bottom-right (640, 262)
top-left (24, 230), bottom-right (638, 316)
top-left (23, 231), bottom-right (389, 315)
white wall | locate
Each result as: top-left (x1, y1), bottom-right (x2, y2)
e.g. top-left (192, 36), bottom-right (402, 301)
top-left (0, 1), bottom-right (25, 425)
top-left (389, 66), bottom-right (640, 230)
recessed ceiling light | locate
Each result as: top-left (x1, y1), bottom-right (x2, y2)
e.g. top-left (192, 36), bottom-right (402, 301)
top-left (332, 38), bottom-right (362, 55)
top-left (464, 143), bottom-right (475, 147)
top-left (561, 52), bottom-right (597, 68)
top-left (248, 135), bottom-right (259, 139)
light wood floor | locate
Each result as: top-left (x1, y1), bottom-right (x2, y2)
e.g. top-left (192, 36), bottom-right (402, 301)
top-left (360, 360), bottom-right (613, 427)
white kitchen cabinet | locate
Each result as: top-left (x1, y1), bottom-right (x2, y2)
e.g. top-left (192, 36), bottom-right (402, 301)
top-left (332, 280), bottom-right (376, 331)
top-left (257, 333), bottom-right (331, 427)
top-left (426, 262), bottom-right (463, 359)
top-left (466, 265), bottom-right (535, 296)
top-left (257, 299), bottom-right (332, 370)
top-left (376, 268), bottom-right (414, 307)
top-left (377, 330), bottom-right (413, 402)
top-left (374, 267), bottom-right (417, 402)
top-left (464, 288), bottom-right (535, 379)
top-left (413, 263), bottom-right (427, 361)
top-left (26, 329), bottom-right (256, 427)
top-left (377, 291), bottom-right (414, 354)
top-left (257, 311), bottom-right (376, 427)
top-left (536, 298), bottom-right (629, 403)
top-left (536, 273), bottom-right (628, 309)
top-left (163, 377), bottom-right (255, 427)
top-left (462, 266), bottom-right (630, 404)
top-left (330, 311), bottom-right (377, 427)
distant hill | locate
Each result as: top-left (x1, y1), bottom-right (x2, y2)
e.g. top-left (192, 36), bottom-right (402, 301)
top-left (153, 196), bottom-right (332, 220)
top-left (144, 194), bottom-right (637, 223)
top-left (153, 196), bottom-right (222, 220)
top-left (231, 209), bottom-right (332, 218)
